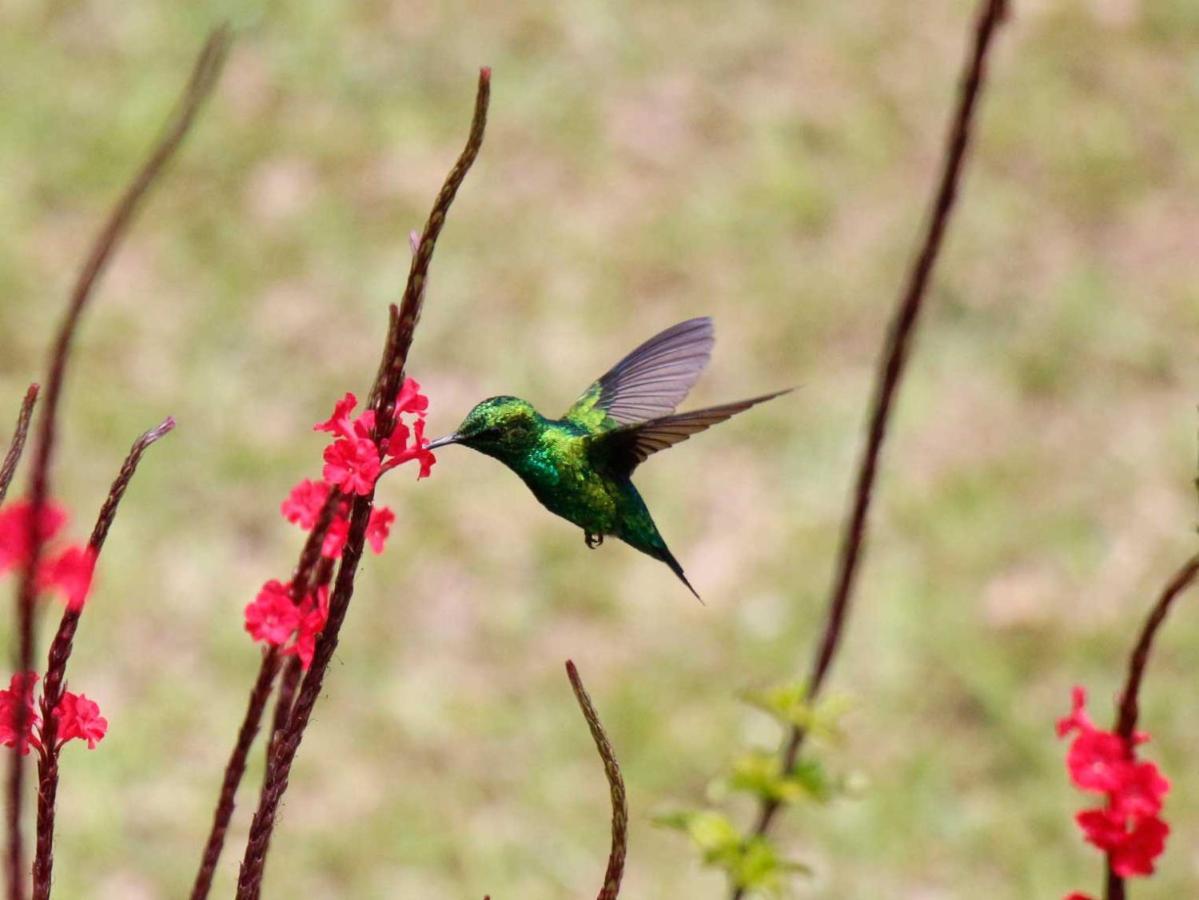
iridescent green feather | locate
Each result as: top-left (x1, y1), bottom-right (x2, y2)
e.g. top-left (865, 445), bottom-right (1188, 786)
top-left (563, 382), bottom-right (616, 432)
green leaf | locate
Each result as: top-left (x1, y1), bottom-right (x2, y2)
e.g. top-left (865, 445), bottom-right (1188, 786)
top-left (790, 758), bottom-right (835, 803)
top-left (729, 837), bottom-right (812, 893)
top-left (727, 751), bottom-right (837, 805)
top-left (739, 683), bottom-right (849, 742)
top-left (741, 682), bottom-right (809, 725)
top-left (653, 810), bottom-right (742, 860)
top-left (656, 809), bottom-right (813, 894)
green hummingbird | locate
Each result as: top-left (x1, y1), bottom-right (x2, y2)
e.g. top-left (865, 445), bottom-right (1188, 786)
top-left (427, 318), bottom-right (787, 600)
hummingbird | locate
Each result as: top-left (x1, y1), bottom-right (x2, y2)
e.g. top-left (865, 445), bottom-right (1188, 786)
top-left (427, 318), bottom-right (787, 600)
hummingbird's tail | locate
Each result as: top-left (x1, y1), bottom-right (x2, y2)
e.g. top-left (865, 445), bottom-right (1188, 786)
top-left (613, 480), bottom-right (704, 603)
top-left (659, 547), bottom-right (703, 605)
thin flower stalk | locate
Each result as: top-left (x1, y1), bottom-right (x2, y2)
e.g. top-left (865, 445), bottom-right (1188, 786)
top-left (188, 650), bottom-right (280, 900)
top-left (483, 664), bottom-right (627, 900)
top-left (7, 27), bottom-right (229, 900)
top-left (238, 493), bottom-right (376, 899)
top-left (32, 419), bottom-right (175, 899)
top-left (86, 418), bottom-right (176, 551)
top-left (0, 388), bottom-right (38, 507)
top-left (190, 489), bottom-right (339, 900)
top-left (566, 661), bottom-right (628, 900)
top-left (235, 66), bottom-right (491, 900)
top-left (263, 656), bottom-right (302, 765)
top-left (1103, 554), bottom-right (1199, 900)
top-left (370, 68), bottom-right (491, 440)
top-left (733, 2), bottom-right (1011, 886)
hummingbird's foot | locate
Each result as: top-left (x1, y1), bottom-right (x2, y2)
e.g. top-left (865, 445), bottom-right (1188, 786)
top-left (584, 531), bottom-right (604, 549)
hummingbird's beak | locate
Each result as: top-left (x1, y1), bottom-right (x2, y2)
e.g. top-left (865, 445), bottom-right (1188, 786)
top-left (424, 433), bottom-right (461, 451)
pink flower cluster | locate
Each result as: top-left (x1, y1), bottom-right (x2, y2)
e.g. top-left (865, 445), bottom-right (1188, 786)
top-left (0, 673), bottom-right (107, 755)
top-left (244, 580), bottom-right (329, 670)
top-left (0, 500), bottom-right (96, 611)
top-left (315, 379), bottom-right (434, 496)
top-left (279, 479), bottom-right (396, 561)
top-left (1058, 686), bottom-right (1170, 896)
top-left (244, 380), bottom-right (433, 668)
top-left (0, 501), bottom-right (108, 752)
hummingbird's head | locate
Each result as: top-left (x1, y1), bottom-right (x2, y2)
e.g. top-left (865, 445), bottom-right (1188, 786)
top-left (428, 396), bottom-right (543, 462)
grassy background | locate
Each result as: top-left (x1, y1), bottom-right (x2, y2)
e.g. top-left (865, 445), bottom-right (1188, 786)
top-left (2, 1), bottom-right (1198, 897)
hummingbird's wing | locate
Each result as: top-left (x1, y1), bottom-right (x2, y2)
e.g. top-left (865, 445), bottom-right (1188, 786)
top-left (588, 390), bottom-right (790, 476)
top-left (562, 317), bottom-right (715, 430)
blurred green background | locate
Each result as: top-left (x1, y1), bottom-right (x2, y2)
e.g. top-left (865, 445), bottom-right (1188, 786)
top-left (2, 1), bottom-right (1198, 897)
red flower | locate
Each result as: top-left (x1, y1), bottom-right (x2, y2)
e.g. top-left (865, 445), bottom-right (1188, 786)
top-left (1064, 894), bottom-right (1095, 900)
top-left (0, 673), bottom-right (41, 755)
top-left (315, 393), bottom-right (377, 441)
top-left (1077, 808), bottom-right (1127, 851)
top-left (322, 437), bottom-right (381, 496)
top-left (54, 691), bottom-right (108, 749)
top-left (1056, 686), bottom-right (1095, 737)
top-left (36, 545), bottom-right (96, 611)
top-left (281, 479), bottom-right (331, 529)
top-left (353, 409), bottom-right (377, 438)
top-left (286, 586), bottom-right (329, 670)
top-left (1065, 728), bottom-right (1128, 794)
top-left (244, 580), bottom-right (302, 646)
top-left (280, 479), bottom-right (353, 557)
top-left (312, 380), bottom-right (435, 494)
top-left (0, 501), bottom-right (68, 574)
top-left (321, 515), bottom-right (350, 559)
top-left (380, 380), bottom-right (435, 476)
top-left (386, 419), bottom-right (410, 456)
top-left (1110, 815), bottom-right (1169, 878)
top-left (395, 378), bottom-right (429, 417)
top-left (382, 416), bottom-right (436, 480)
top-left (409, 417), bottom-right (436, 479)
top-left (366, 507), bottom-right (395, 554)
top-left (314, 392), bottom-right (359, 439)
top-left (1059, 686), bottom-right (1171, 882)
top-left (1110, 760), bottom-right (1169, 819)
top-left (244, 579), bottom-right (331, 669)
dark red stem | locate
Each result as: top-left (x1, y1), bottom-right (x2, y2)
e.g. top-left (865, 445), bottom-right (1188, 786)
top-left (234, 67), bottom-right (490, 900)
top-left (236, 492), bottom-right (375, 899)
top-left (263, 657), bottom-right (302, 766)
top-left (188, 650), bottom-right (280, 900)
top-left (566, 662), bottom-right (627, 900)
top-left (189, 490), bottom-right (337, 900)
top-left (734, 1), bottom-right (1010, 886)
top-left (8, 27), bottom-right (228, 900)
top-left (87, 418), bottom-right (176, 551)
top-left (32, 418), bottom-right (174, 899)
top-left (370, 67), bottom-right (491, 439)
top-left (0, 387), bottom-right (38, 507)
top-left (1103, 554), bottom-right (1199, 900)
top-left (1105, 868), bottom-right (1122, 900)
